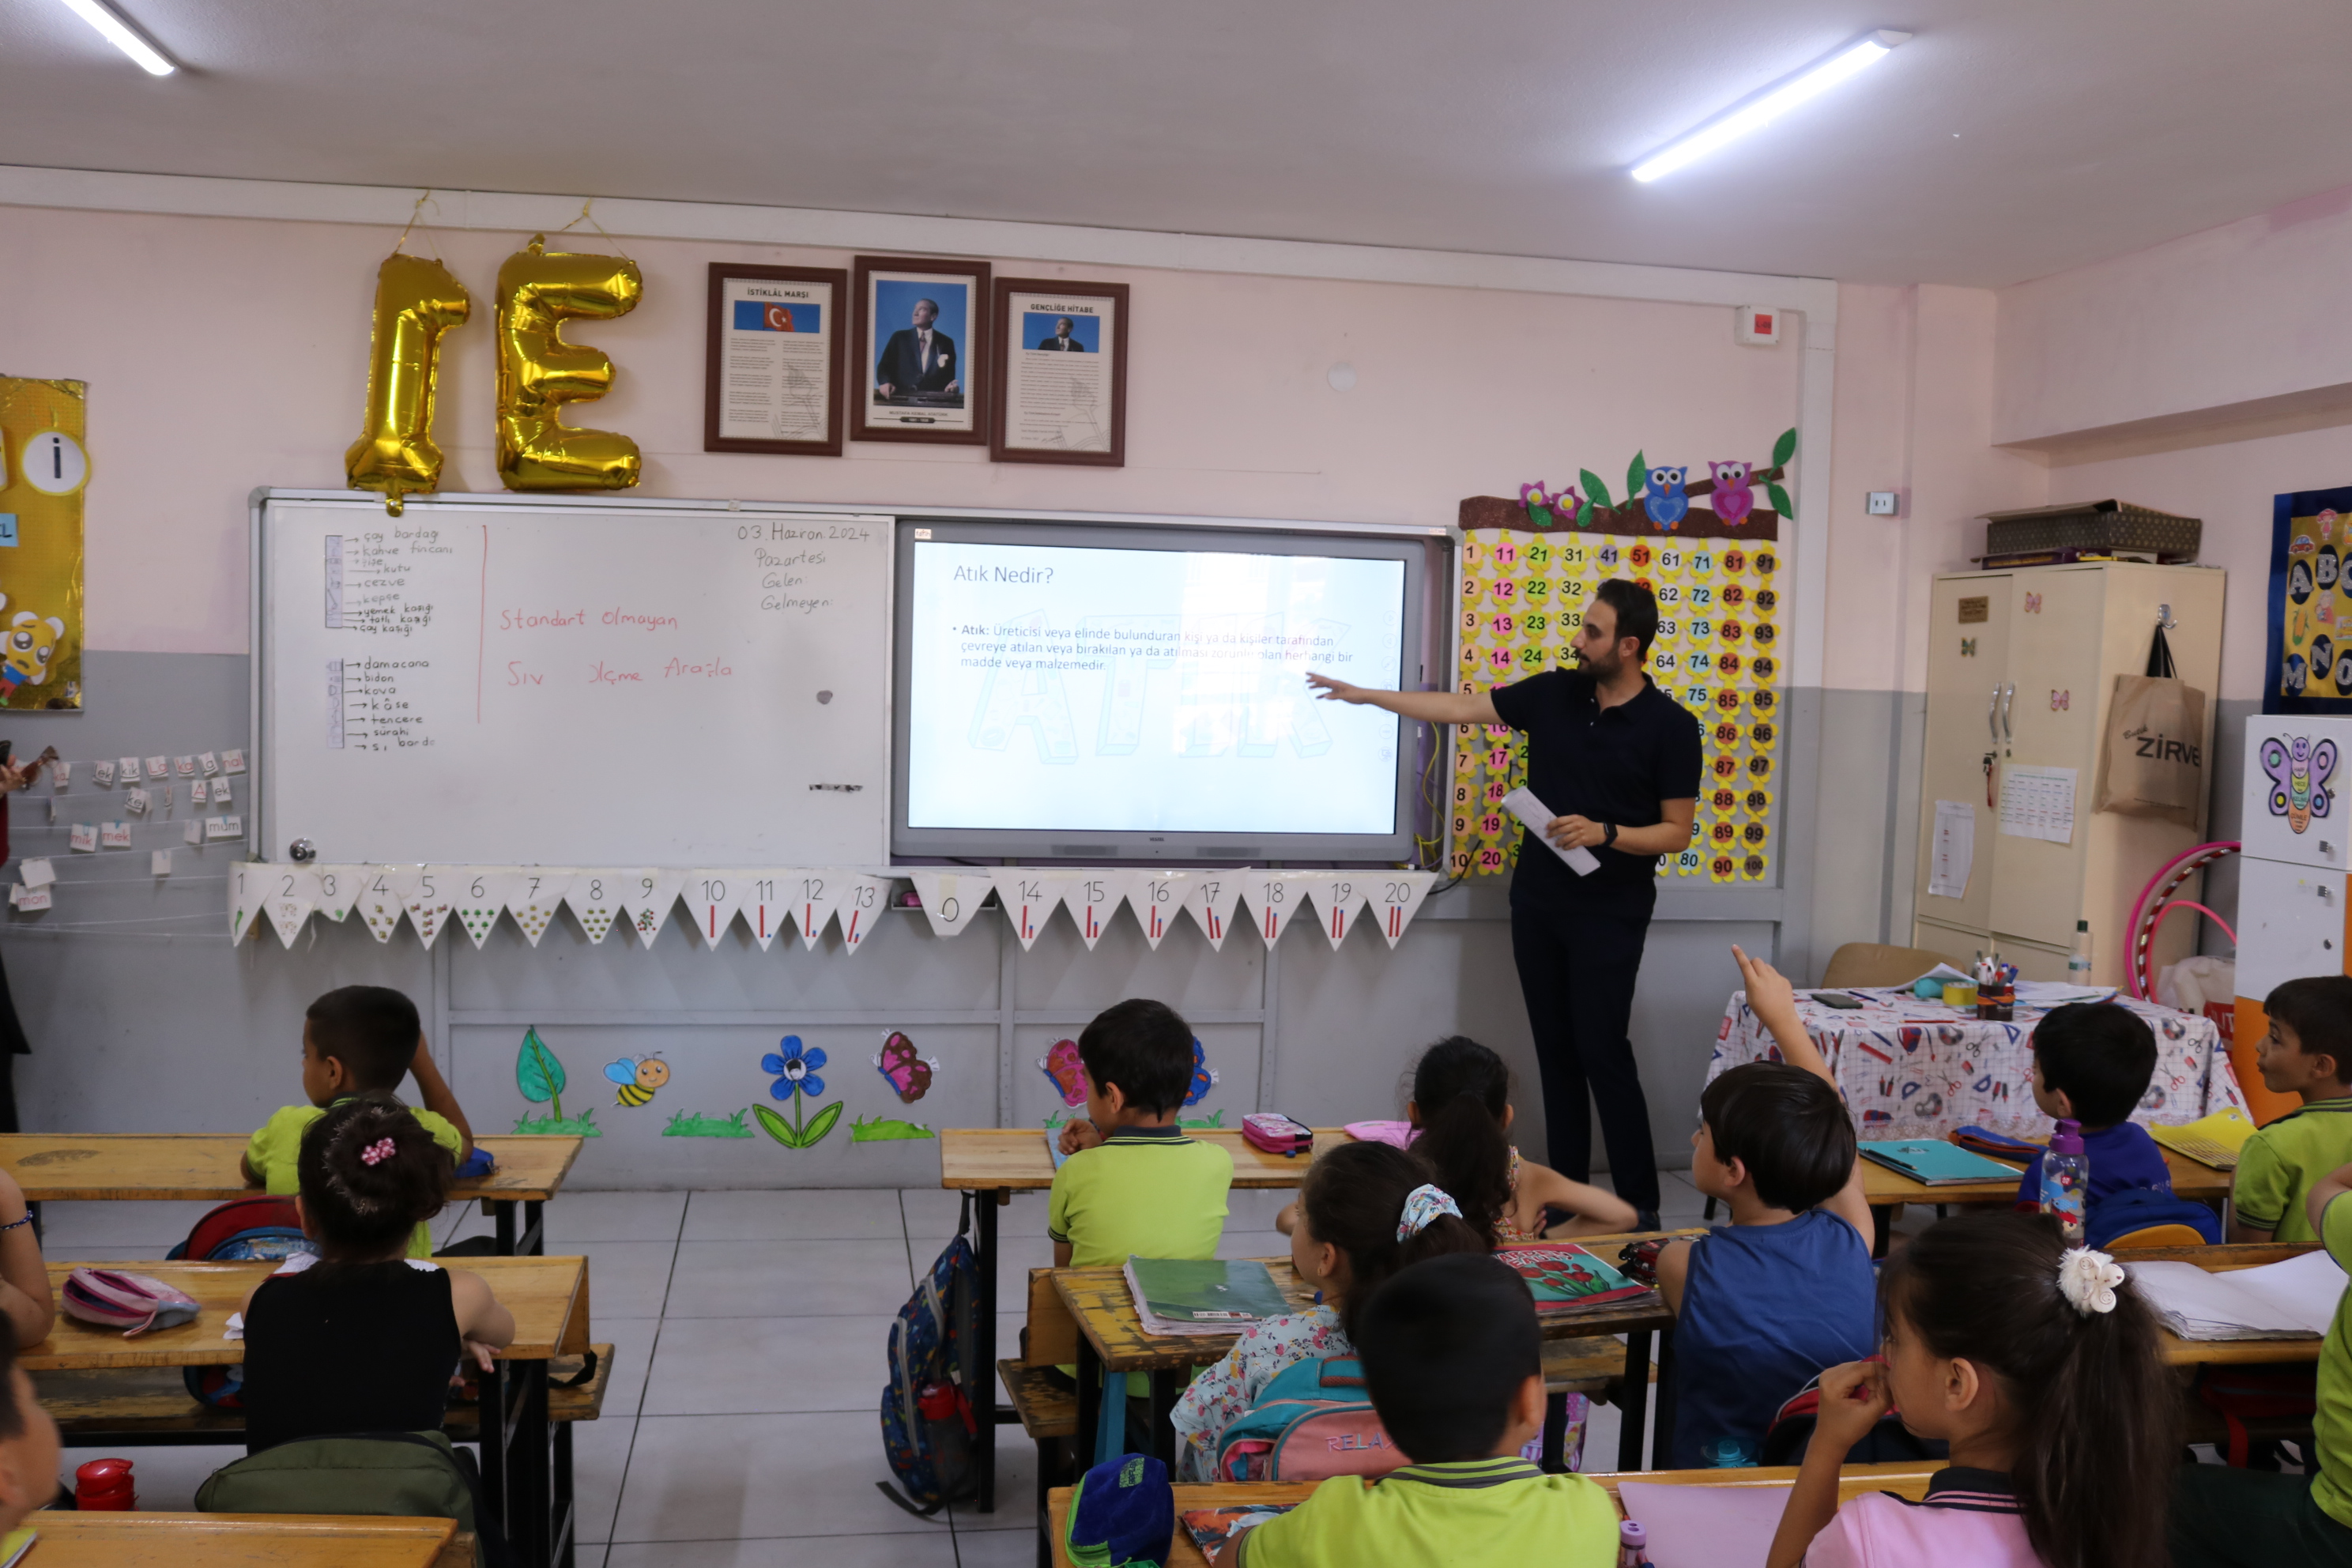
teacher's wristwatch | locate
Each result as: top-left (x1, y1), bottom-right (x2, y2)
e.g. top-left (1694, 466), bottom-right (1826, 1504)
top-left (1601, 823), bottom-right (1619, 848)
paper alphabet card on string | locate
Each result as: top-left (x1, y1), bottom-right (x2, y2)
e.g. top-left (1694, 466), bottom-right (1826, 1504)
top-left (189, 781), bottom-right (207, 806)
top-left (222, 748), bottom-right (246, 775)
top-left (205, 816), bottom-right (241, 841)
top-left (149, 850), bottom-right (171, 876)
top-left (67, 824), bottom-right (95, 854)
top-left (99, 821), bottom-right (130, 849)
top-left (11, 886), bottom-right (50, 912)
top-left (198, 752), bottom-right (219, 776)
top-left (115, 757), bottom-right (137, 785)
top-left (144, 756), bottom-right (166, 782)
top-left (92, 760), bottom-right (114, 787)
top-left (211, 777), bottom-right (230, 806)
top-left (17, 860), bottom-right (53, 889)
top-left (126, 787), bottom-right (149, 816)
top-left (174, 756), bottom-right (195, 778)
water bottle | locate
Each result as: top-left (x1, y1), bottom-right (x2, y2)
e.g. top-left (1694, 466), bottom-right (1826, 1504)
top-left (74, 1457), bottom-right (135, 1510)
top-left (1703, 1434), bottom-right (1758, 1468)
top-left (1618, 1518), bottom-right (1650, 1566)
top-left (2041, 1118), bottom-right (2089, 1245)
top-left (2070, 919), bottom-right (2095, 982)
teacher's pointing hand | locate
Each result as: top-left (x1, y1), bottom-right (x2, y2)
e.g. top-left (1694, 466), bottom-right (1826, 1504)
top-left (1305, 672), bottom-right (1367, 703)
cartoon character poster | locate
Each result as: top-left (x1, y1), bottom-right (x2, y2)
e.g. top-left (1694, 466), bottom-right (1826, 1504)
top-left (2266, 484), bottom-right (2352, 714)
top-left (0, 378), bottom-right (86, 709)
top-left (1453, 432), bottom-right (1791, 883)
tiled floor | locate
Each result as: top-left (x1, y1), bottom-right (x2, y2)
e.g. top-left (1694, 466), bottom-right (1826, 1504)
top-left (35, 1172), bottom-right (1707, 1566)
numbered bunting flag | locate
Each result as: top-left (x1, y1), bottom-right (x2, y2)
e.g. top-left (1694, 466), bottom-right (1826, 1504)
top-left (835, 872), bottom-right (892, 952)
top-left (267, 887), bottom-right (315, 948)
top-left (226, 863), bottom-right (263, 943)
top-left (907, 869), bottom-right (990, 939)
top-left (1185, 871), bottom-right (1246, 952)
top-left (739, 872), bottom-right (791, 951)
top-left (1022, 869), bottom-right (1110, 951)
top-left (624, 868), bottom-right (689, 948)
top-left (507, 869), bottom-right (571, 948)
top-left (990, 868), bottom-right (1066, 952)
top-left (1130, 869), bottom-right (1193, 950)
top-left (310, 865), bottom-right (361, 924)
top-left (784, 869), bottom-right (840, 949)
top-left (564, 872), bottom-right (625, 944)
top-left (1242, 871), bottom-right (1313, 945)
top-left (355, 865), bottom-right (405, 944)
top-left (1370, 871), bottom-right (1438, 948)
top-left (1304, 873), bottom-right (1369, 949)
top-left (388, 866), bottom-right (454, 948)
top-left (686, 870), bottom-right (749, 946)
top-left (454, 867), bottom-right (514, 949)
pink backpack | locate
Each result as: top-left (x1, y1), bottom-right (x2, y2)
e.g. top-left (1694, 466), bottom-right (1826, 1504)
top-left (62, 1268), bottom-right (201, 1336)
top-left (1213, 1355), bottom-right (1408, 1483)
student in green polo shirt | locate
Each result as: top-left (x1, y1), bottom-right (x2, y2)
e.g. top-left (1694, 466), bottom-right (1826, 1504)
top-left (2230, 977), bottom-right (2352, 1244)
top-left (2173, 1155), bottom-right (2352, 1564)
top-left (1231, 1253), bottom-right (1618, 1568)
top-left (1049, 998), bottom-right (1233, 1270)
top-left (243, 986), bottom-right (474, 1259)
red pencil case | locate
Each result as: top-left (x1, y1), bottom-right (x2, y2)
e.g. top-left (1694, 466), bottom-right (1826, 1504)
top-left (1242, 1112), bottom-right (1314, 1156)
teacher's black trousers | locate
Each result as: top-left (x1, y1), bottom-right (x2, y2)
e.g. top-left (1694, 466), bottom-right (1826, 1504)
top-left (1510, 889), bottom-right (1660, 1215)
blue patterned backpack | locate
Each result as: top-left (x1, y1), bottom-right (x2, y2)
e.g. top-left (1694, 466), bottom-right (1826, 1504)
top-left (878, 1196), bottom-right (982, 1516)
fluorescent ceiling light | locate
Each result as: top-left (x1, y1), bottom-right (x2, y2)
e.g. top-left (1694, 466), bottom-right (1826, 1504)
top-left (1631, 30), bottom-right (1908, 182)
top-left (55, 0), bottom-right (176, 76)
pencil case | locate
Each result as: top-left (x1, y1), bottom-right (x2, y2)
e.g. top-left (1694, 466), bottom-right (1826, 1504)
top-left (1242, 1112), bottom-right (1314, 1157)
top-left (1952, 1125), bottom-right (2041, 1163)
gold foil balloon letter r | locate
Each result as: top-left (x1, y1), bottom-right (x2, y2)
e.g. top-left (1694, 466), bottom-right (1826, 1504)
top-left (345, 253), bottom-right (472, 517)
top-left (495, 236), bottom-right (644, 491)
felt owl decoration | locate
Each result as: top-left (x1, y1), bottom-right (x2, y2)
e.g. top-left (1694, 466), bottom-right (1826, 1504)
top-left (1642, 466), bottom-right (1690, 528)
top-left (1707, 461), bottom-right (1755, 526)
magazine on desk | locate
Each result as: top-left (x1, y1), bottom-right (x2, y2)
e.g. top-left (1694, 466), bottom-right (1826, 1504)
top-left (1124, 1257), bottom-right (1295, 1336)
top-left (1493, 1243), bottom-right (1658, 1320)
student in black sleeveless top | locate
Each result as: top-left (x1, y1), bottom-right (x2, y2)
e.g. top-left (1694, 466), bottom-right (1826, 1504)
top-left (239, 1094), bottom-right (515, 1454)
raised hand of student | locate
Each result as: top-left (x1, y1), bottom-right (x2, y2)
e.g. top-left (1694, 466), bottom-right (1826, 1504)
top-left (1058, 1118), bottom-right (1105, 1157)
top-left (1732, 944), bottom-right (1801, 1037)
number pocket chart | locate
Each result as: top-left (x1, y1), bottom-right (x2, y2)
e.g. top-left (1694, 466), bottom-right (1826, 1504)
top-left (1453, 458), bottom-right (1788, 884)
top-left (256, 494), bottom-right (893, 867)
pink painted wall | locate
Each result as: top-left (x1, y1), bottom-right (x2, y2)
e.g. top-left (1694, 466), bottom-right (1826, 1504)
top-left (1996, 180), bottom-right (2352, 444)
top-left (1822, 283), bottom-right (2047, 692)
top-left (0, 205), bottom-right (1805, 658)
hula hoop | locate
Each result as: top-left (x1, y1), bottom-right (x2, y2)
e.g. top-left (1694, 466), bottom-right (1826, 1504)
top-left (2125, 841), bottom-right (2238, 1001)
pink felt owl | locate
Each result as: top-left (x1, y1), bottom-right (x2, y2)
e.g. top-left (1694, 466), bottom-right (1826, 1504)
top-left (1709, 461), bottom-right (1755, 526)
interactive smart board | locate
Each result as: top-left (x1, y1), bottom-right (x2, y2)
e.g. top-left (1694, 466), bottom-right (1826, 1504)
top-left (254, 493), bottom-right (893, 866)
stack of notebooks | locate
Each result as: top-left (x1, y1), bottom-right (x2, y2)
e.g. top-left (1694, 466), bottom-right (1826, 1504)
top-left (1493, 1243), bottom-right (1658, 1321)
top-left (2128, 1250), bottom-right (2347, 1340)
top-left (1124, 1257), bottom-right (1296, 1336)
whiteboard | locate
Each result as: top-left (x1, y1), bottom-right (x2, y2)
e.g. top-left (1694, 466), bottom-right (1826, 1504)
top-left (255, 494), bottom-right (892, 866)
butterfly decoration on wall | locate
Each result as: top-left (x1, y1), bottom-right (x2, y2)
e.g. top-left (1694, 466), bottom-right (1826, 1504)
top-left (2263, 734), bottom-right (2339, 833)
top-left (1185, 1038), bottom-right (1216, 1107)
top-left (873, 1030), bottom-right (939, 1104)
top-left (1039, 1038), bottom-right (1087, 1107)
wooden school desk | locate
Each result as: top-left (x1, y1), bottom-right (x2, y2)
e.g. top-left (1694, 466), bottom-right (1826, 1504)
top-left (1046, 1465), bottom-right (1947, 1568)
top-left (27, 1256), bottom-right (590, 1568)
top-left (1859, 1144), bottom-right (2231, 1256)
top-left (0, 1134), bottom-right (584, 1256)
top-left (1053, 1250), bottom-right (1683, 1476)
top-left (12, 1510), bottom-right (456, 1568)
top-left (940, 1126), bottom-right (1344, 1510)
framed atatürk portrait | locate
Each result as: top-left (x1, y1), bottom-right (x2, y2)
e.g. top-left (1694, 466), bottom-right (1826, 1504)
top-left (853, 255), bottom-right (992, 445)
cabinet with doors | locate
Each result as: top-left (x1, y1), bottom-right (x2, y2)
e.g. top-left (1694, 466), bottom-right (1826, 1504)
top-left (1912, 563), bottom-right (2224, 986)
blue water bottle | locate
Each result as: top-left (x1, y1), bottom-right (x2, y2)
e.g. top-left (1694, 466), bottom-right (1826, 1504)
top-left (2041, 1118), bottom-right (2089, 1245)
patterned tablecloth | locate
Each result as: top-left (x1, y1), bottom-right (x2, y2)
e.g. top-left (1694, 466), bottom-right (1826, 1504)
top-left (1705, 984), bottom-right (2249, 1138)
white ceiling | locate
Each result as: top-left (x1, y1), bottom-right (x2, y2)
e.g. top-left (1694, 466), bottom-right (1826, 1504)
top-left (4, 0), bottom-right (2350, 287)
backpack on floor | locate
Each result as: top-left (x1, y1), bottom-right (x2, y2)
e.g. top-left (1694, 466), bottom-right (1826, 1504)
top-left (877, 1194), bottom-right (982, 1517)
top-left (197, 1429), bottom-right (506, 1568)
top-left (1213, 1355), bottom-right (1408, 1483)
top-left (169, 1196), bottom-right (315, 1409)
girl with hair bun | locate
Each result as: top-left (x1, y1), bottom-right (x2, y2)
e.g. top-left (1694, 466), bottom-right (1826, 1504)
top-left (238, 1093), bottom-right (515, 1453)
top-left (1170, 1140), bottom-right (1485, 1480)
top-left (1766, 1210), bottom-right (2174, 1568)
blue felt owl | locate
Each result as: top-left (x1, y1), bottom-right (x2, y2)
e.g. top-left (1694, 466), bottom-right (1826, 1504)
top-left (1643, 466), bottom-right (1690, 528)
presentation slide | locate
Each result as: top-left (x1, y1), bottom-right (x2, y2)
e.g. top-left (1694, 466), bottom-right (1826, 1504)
top-left (903, 540), bottom-right (1406, 835)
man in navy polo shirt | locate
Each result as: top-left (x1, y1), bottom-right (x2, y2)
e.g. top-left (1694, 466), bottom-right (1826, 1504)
top-left (1307, 579), bottom-right (1699, 1226)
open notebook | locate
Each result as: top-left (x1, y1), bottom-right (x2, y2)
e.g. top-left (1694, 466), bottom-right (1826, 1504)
top-left (2128, 1250), bottom-right (2349, 1340)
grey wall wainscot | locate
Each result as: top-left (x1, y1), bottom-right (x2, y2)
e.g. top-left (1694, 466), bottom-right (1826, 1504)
top-left (0, 654), bottom-right (1978, 1190)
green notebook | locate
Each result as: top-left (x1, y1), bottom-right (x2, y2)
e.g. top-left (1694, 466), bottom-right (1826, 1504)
top-left (1858, 1138), bottom-right (2025, 1185)
top-left (1125, 1257), bottom-right (1292, 1336)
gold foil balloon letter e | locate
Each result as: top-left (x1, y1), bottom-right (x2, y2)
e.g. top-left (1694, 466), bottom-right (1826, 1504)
top-left (496, 235), bottom-right (644, 492)
top-left (345, 252), bottom-right (472, 517)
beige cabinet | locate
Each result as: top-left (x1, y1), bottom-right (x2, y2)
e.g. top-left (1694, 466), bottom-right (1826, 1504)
top-left (1913, 564), bottom-right (2225, 987)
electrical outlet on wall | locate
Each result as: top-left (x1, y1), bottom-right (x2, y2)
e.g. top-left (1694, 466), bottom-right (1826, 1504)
top-left (1867, 491), bottom-right (1902, 516)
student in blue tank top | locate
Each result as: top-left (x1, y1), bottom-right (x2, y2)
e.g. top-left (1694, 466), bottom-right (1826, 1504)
top-left (1655, 946), bottom-right (1878, 1468)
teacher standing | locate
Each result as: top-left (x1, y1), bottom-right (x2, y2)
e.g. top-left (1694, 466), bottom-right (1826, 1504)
top-left (1307, 579), bottom-right (1699, 1227)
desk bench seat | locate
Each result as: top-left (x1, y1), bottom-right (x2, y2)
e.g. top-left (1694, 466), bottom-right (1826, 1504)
top-left (999, 1359), bottom-right (1077, 1443)
top-left (33, 1343), bottom-right (615, 1442)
